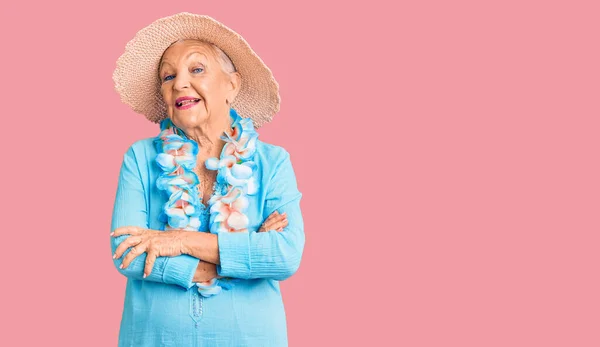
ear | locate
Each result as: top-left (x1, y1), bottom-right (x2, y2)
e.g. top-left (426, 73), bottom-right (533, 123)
top-left (227, 72), bottom-right (242, 103)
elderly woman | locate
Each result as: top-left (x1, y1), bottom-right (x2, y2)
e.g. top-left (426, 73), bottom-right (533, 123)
top-left (110, 13), bottom-right (304, 347)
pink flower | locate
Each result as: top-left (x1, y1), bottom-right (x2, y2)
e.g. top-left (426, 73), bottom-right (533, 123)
top-left (209, 187), bottom-right (250, 233)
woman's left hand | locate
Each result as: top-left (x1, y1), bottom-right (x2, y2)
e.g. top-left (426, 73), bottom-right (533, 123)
top-left (112, 226), bottom-right (187, 278)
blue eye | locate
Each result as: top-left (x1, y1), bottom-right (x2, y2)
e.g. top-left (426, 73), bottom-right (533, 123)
top-left (192, 67), bottom-right (204, 73)
top-left (163, 75), bottom-right (174, 82)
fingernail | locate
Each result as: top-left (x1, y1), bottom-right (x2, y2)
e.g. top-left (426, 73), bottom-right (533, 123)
top-left (282, 212), bottom-right (287, 216)
top-left (143, 273), bottom-right (147, 278)
top-left (110, 232), bottom-right (114, 236)
top-left (113, 254), bottom-right (117, 259)
top-left (119, 264), bottom-right (123, 269)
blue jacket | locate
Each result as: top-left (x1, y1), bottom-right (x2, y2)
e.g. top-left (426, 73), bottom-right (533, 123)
top-left (111, 137), bottom-right (304, 346)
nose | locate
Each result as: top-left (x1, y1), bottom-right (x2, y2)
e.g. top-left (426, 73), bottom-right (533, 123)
top-left (173, 73), bottom-right (190, 90)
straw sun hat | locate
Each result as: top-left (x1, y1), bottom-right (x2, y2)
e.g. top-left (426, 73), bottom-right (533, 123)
top-left (112, 12), bottom-right (280, 128)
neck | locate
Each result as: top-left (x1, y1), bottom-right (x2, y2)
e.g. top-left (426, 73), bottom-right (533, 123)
top-left (184, 115), bottom-right (232, 158)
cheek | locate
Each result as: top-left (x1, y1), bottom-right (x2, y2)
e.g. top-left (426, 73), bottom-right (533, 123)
top-left (195, 81), bottom-right (210, 95)
top-left (161, 90), bottom-right (172, 105)
top-left (195, 78), bottom-right (221, 97)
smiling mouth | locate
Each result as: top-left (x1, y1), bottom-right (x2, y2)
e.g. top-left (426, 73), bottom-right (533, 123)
top-left (176, 98), bottom-right (201, 108)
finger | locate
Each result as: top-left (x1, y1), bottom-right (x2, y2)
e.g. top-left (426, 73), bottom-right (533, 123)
top-left (270, 219), bottom-right (288, 231)
top-left (121, 241), bottom-right (148, 270)
top-left (111, 226), bottom-right (143, 237)
top-left (262, 213), bottom-right (286, 230)
top-left (263, 211), bottom-right (280, 224)
top-left (114, 235), bottom-right (142, 259)
top-left (267, 216), bottom-right (288, 231)
top-left (259, 213), bottom-right (282, 232)
top-left (144, 251), bottom-right (158, 278)
top-left (261, 218), bottom-right (288, 233)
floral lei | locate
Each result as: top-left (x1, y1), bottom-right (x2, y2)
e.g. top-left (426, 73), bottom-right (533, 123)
top-left (153, 108), bottom-right (259, 297)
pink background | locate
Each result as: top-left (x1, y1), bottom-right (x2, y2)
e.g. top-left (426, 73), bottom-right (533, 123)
top-left (2, 0), bottom-right (599, 345)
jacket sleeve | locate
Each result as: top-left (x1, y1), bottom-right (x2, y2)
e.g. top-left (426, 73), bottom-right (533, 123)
top-left (216, 149), bottom-right (305, 281)
top-left (110, 144), bottom-right (200, 290)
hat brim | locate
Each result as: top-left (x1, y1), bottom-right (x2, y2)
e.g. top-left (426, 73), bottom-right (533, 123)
top-left (112, 12), bottom-right (280, 128)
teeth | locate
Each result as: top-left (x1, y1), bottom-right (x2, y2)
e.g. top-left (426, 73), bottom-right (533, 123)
top-left (176, 99), bottom-right (200, 107)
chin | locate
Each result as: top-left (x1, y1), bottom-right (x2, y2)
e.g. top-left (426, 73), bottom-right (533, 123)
top-left (172, 111), bottom-right (207, 128)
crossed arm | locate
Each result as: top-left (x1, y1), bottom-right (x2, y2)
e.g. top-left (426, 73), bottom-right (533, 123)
top-left (110, 144), bottom-right (304, 290)
top-left (112, 211), bottom-right (288, 282)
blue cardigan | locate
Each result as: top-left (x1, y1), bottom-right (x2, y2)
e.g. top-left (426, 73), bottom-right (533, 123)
top-left (110, 137), bottom-right (304, 346)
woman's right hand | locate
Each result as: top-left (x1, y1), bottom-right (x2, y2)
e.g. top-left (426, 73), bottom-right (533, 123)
top-left (194, 211), bottom-right (288, 283)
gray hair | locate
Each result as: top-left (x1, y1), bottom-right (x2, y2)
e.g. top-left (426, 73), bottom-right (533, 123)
top-left (211, 44), bottom-right (236, 74)
top-left (158, 39), bottom-right (237, 81)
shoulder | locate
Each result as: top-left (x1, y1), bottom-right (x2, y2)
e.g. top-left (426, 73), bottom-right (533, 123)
top-left (127, 137), bottom-right (156, 154)
top-left (120, 137), bottom-right (158, 173)
top-left (255, 140), bottom-right (301, 199)
top-left (255, 139), bottom-right (298, 185)
top-left (122, 137), bottom-right (157, 158)
top-left (255, 139), bottom-right (291, 168)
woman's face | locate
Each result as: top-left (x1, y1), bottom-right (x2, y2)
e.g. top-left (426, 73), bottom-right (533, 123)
top-left (158, 40), bottom-right (239, 131)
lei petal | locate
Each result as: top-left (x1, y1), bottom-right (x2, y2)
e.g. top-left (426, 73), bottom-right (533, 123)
top-left (231, 195), bottom-right (249, 211)
top-left (220, 187), bottom-right (243, 204)
top-left (231, 163), bottom-right (253, 179)
top-left (155, 153), bottom-right (176, 171)
top-left (205, 157), bottom-right (220, 170)
top-left (195, 278), bottom-right (222, 297)
top-left (227, 211), bottom-right (249, 230)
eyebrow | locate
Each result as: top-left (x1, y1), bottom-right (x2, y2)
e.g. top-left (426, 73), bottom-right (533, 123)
top-left (159, 51), bottom-right (208, 70)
